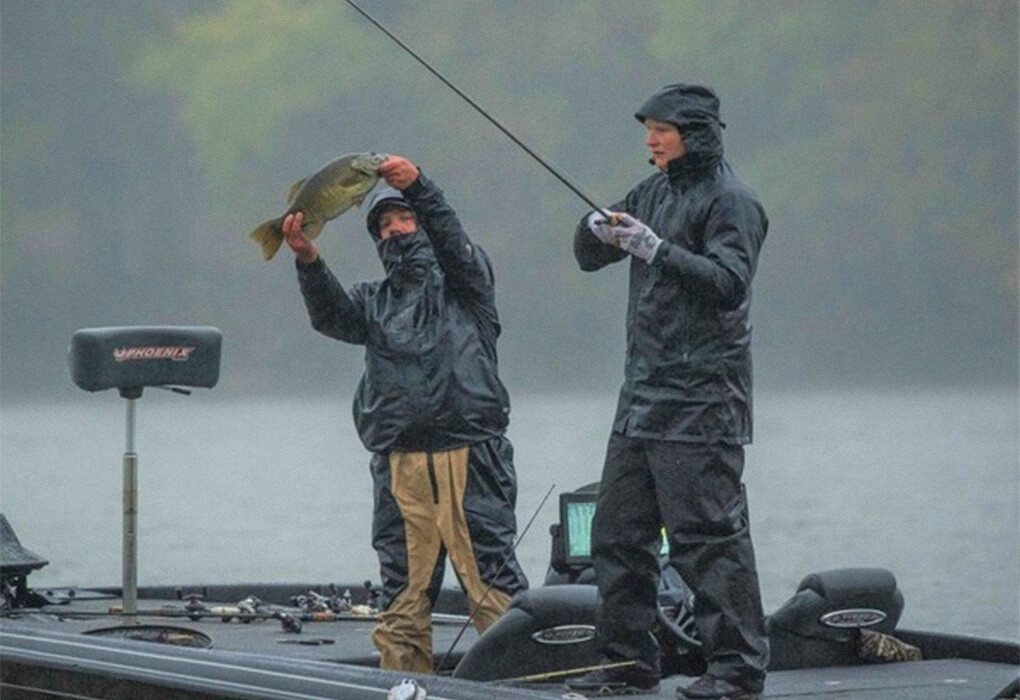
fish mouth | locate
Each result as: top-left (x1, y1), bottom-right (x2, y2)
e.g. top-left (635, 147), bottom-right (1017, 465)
top-left (353, 152), bottom-right (390, 175)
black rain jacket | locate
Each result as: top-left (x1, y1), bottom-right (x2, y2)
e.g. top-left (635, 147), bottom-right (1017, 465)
top-left (296, 174), bottom-right (511, 453)
top-left (574, 84), bottom-right (768, 445)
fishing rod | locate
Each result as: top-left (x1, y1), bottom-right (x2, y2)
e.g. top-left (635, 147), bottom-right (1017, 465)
top-left (435, 483), bottom-right (556, 673)
top-left (4, 608), bottom-right (327, 623)
top-left (2, 607), bottom-right (469, 626)
top-left (0, 608), bottom-right (467, 632)
top-left (342, 0), bottom-right (609, 217)
top-left (493, 660), bottom-right (637, 685)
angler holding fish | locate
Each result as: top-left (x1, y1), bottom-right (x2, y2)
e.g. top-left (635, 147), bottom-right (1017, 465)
top-left (280, 155), bottom-right (528, 674)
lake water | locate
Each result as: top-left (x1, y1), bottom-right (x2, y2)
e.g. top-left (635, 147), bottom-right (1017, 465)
top-left (1, 389), bottom-right (1017, 642)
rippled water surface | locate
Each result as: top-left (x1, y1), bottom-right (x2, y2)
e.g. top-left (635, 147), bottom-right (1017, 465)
top-left (1, 389), bottom-right (1016, 641)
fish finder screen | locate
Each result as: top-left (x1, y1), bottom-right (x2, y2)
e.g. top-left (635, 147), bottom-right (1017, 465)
top-left (561, 493), bottom-right (598, 565)
top-left (559, 491), bottom-right (671, 567)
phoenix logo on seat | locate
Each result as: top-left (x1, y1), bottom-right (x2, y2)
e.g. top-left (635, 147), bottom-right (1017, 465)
top-left (113, 346), bottom-right (195, 362)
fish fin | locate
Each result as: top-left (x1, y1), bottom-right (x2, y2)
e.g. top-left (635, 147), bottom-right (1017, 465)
top-left (249, 219), bottom-right (284, 260)
top-left (285, 179), bottom-right (306, 206)
top-left (303, 220), bottom-right (326, 241)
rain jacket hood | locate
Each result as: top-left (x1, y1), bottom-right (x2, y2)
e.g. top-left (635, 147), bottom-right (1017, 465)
top-left (635, 83), bottom-right (725, 184)
top-left (366, 187), bottom-right (416, 240)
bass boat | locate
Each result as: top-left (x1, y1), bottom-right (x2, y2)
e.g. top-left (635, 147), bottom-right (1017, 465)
top-left (2, 327), bottom-right (1017, 699)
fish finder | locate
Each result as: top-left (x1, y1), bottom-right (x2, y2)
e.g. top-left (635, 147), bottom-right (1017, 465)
top-left (547, 483), bottom-right (671, 584)
top-left (559, 491), bottom-right (599, 567)
top-left (546, 484), bottom-right (600, 582)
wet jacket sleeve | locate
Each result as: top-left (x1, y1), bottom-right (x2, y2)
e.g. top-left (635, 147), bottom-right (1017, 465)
top-left (402, 174), bottom-right (500, 332)
top-left (295, 257), bottom-right (368, 344)
top-left (653, 190), bottom-right (766, 309)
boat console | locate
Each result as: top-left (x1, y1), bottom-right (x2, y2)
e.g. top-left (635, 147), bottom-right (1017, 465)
top-left (454, 482), bottom-right (911, 681)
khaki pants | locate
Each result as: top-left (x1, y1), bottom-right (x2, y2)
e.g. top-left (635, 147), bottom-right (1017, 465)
top-left (372, 448), bottom-right (512, 673)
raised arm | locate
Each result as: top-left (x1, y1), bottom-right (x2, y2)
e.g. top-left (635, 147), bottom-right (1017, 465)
top-left (284, 211), bottom-right (369, 344)
top-left (377, 157), bottom-right (496, 313)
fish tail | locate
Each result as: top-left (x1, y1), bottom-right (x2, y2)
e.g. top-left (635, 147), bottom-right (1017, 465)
top-left (249, 218), bottom-right (283, 260)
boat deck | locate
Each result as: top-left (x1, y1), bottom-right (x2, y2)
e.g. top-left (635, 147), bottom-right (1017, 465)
top-left (1, 593), bottom-right (475, 669)
top-left (1, 587), bottom-right (1017, 699)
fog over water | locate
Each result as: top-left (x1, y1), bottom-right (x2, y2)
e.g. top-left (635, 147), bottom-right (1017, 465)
top-left (1, 1), bottom-right (1016, 398)
top-left (1, 1), bottom-right (1017, 643)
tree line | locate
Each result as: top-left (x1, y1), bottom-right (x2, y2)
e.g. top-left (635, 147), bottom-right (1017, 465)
top-left (1, 0), bottom-right (1016, 397)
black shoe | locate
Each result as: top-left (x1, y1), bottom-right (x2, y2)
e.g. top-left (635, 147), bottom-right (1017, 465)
top-left (679, 675), bottom-right (762, 700)
top-left (564, 664), bottom-right (660, 696)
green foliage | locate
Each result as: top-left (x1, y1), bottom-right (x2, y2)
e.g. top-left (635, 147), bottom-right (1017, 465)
top-left (1, 0), bottom-right (1017, 395)
top-left (132, 1), bottom-right (377, 182)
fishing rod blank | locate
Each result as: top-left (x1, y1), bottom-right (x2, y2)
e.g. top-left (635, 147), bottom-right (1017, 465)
top-left (3, 608), bottom-right (470, 625)
top-left (342, 0), bottom-right (609, 216)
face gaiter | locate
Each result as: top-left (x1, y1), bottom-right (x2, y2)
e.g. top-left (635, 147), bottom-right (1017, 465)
top-left (377, 230), bottom-right (437, 290)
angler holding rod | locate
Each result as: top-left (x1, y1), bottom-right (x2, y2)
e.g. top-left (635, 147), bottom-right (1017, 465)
top-left (565, 85), bottom-right (770, 699)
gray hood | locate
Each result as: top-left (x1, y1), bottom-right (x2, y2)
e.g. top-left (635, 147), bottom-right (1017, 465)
top-left (365, 187), bottom-right (415, 240)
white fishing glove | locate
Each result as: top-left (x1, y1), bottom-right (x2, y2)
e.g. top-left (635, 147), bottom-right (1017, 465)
top-left (611, 213), bottom-right (663, 263)
top-left (585, 211), bottom-right (616, 245)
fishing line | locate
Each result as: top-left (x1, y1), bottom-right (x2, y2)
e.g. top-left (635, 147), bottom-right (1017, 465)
top-left (342, 0), bottom-right (608, 216)
top-left (435, 482), bottom-right (556, 673)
